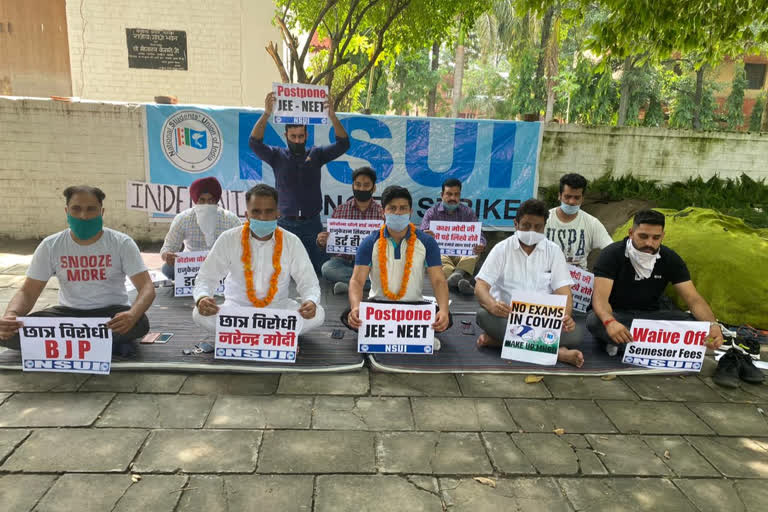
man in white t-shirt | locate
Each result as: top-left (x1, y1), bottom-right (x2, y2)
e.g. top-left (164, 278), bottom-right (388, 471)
top-left (545, 173), bottom-right (613, 269)
top-left (0, 186), bottom-right (156, 356)
top-left (474, 199), bottom-right (584, 367)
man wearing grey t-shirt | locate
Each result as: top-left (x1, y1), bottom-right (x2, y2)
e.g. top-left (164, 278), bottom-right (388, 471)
top-left (0, 186), bottom-right (156, 356)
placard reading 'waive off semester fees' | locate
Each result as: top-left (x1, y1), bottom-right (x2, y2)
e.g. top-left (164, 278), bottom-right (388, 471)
top-left (622, 319), bottom-right (710, 371)
top-left (430, 221), bottom-right (483, 256)
top-left (501, 291), bottom-right (567, 366)
top-left (19, 317), bottom-right (113, 375)
top-left (215, 306), bottom-right (303, 363)
top-left (272, 82), bottom-right (329, 125)
top-left (567, 265), bottom-right (594, 313)
top-left (326, 219), bottom-right (383, 255)
top-left (174, 251), bottom-right (225, 297)
top-left (358, 302), bottom-right (436, 354)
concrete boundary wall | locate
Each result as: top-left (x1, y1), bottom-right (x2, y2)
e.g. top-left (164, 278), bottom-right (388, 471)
top-left (1, 97), bottom-right (766, 242)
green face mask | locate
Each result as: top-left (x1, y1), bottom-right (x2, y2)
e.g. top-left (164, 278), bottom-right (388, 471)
top-left (67, 214), bottom-right (103, 240)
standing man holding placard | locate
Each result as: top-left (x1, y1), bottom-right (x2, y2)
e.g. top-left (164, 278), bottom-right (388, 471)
top-left (421, 178), bottom-right (486, 295)
top-left (192, 184), bottom-right (324, 336)
top-left (159, 176), bottom-right (241, 280)
top-left (474, 199), bottom-right (584, 367)
top-left (587, 209), bottom-right (724, 356)
top-left (0, 186), bottom-right (155, 357)
top-left (545, 173), bottom-right (613, 269)
top-left (316, 166), bottom-right (384, 295)
top-left (249, 89), bottom-right (350, 275)
top-left (345, 186), bottom-right (451, 348)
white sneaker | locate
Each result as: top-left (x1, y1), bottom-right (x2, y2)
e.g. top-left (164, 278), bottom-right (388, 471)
top-left (606, 344), bottom-right (618, 357)
top-left (433, 338), bottom-right (441, 352)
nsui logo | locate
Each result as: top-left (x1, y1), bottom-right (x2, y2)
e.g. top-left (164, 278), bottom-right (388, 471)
top-left (161, 110), bottom-right (222, 173)
top-left (542, 330), bottom-right (558, 345)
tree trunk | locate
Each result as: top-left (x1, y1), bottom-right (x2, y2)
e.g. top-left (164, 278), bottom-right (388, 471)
top-left (451, 20), bottom-right (465, 118)
top-left (693, 65), bottom-right (705, 130)
top-left (761, 92), bottom-right (768, 132)
top-left (427, 40), bottom-right (440, 117)
top-left (617, 56), bottom-right (632, 126)
top-left (534, 6), bottom-right (555, 107)
top-left (545, 88), bottom-right (555, 122)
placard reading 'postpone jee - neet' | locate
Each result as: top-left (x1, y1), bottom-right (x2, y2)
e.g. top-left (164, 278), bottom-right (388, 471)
top-left (358, 302), bottom-right (436, 354)
top-left (567, 265), bottom-right (594, 313)
top-left (174, 251), bottom-right (224, 297)
top-left (622, 319), bottom-right (709, 371)
top-left (326, 219), bottom-right (383, 255)
top-left (501, 291), bottom-right (567, 366)
top-left (214, 306), bottom-right (303, 363)
top-left (430, 221), bottom-right (482, 256)
top-left (19, 317), bottom-right (113, 375)
top-left (272, 83), bottom-right (329, 125)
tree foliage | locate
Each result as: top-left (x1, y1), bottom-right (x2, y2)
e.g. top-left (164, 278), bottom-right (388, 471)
top-left (725, 63), bottom-right (748, 130)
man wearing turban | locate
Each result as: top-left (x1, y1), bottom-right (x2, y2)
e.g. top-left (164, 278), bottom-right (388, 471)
top-left (160, 177), bottom-right (241, 280)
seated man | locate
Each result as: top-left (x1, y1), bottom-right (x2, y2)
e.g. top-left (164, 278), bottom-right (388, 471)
top-left (421, 178), bottom-right (486, 295)
top-left (345, 186), bottom-right (451, 345)
top-left (160, 176), bottom-right (241, 280)
top-left (587, 209), bottom-right (724, 355)
top-left (193, 184), bottom-right (324, 336)
top-left (316, 166), bottom-right (384, 295)
top-left (0, 186), bottom-right (155, 356)
top-left (475, 199), bottom-right (584, 367)
top-left (545, 173), bottom-right (612, 269)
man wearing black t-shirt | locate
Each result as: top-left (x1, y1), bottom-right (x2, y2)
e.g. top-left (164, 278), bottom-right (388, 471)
top-left (587, 210), bottom-right (724, 353)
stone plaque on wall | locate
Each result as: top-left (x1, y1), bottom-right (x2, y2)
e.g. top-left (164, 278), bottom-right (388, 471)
top-left (126, 28), bottom-right (188, 70)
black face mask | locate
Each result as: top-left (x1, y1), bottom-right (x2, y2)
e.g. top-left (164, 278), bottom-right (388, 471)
top-left (288, 141), bottom-right (306, 156)
top-left (353, 189), bottom-right (373, 202)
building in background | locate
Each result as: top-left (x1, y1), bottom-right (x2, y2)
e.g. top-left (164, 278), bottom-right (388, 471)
top-left (713, 55), bottom-right (768, 129)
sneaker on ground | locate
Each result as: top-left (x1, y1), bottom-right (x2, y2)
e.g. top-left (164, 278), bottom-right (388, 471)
top-left (712, 349), bottom-right (741, 388)
top-left (737, 351), bottom-right (765, 384)
top-left (457, 279), bottom-right (475, 296)
top-left (433, 338), bottom-right (441, 352)
top-left (605, 344), bottom-right (619, 357)
top-left (734, 336), bottom-right (761, 361)
top-left (333, 282), bottom-right (349, 295)
top-left (446, 272), bottom-right (464, 289)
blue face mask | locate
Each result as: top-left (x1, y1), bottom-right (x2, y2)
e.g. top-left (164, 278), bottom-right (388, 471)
top-left (249, 218), bottom-right (278, 237)
top-left (385, 213), bottom-right (411, 232)
top-left (442, 202), bottom-right (459, 212)
top-left (560, 202), bottom-right (580, 215)
top-left (67, 214), bottom-right (103, 240)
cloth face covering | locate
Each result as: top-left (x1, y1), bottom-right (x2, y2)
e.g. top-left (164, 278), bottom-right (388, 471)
top-left (249, 219), bottom-right (278, 238)
top-left (560, 202), bottom-right (580, 215)
top-left (194, 204), bottom-right (219, 247)
top-left (517, 230), bottom-right (545, 246)
top-left (353, 189), bottom-right (373, 202)
top-left (385, 213), bottom-right (410, 232)
top-left (67, 214), bottom-right (103, 240)
top-left (625, 238), bottom-right (660, 279)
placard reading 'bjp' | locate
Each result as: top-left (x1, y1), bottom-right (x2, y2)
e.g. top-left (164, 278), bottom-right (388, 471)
top-left (358, 302), bottom-right (436, 354)
top-left (567, 265), bottom-right (594, 313)
top-left (622, 319), bottom-right (709, 371)
top-left (214, 306), bottom-right (303, 363)
top-left (326, 218), bottom-right (383, 255)
top-left (174, 251), bottom-right (224, 297)
top-left (501, 291), bottom-right (567, 366)
top-left (19, 317), bottom-right (113, 375)
top-left (430, 221), bottom-right (483, 256)
top-left (272, 82), bottom-right (329, 125)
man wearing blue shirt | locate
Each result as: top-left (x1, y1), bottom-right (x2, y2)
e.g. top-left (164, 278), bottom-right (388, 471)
top-left (250, 91), bottom-right (350, 274)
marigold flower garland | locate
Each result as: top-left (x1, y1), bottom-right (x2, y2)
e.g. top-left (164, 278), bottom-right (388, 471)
top-left (241, 222), bottom-right (282, 307)
top-left (378, 223), bottom-right (416, 301)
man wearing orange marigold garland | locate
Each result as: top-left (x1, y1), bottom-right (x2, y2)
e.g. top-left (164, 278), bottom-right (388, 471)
top-left (192, 184), bottom-right (324, 335)
top-left (345, 186), bottom-right (451, 346)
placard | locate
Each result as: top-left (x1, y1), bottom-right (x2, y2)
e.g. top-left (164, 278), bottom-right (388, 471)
top-left (357, 302), bottom-right (435, 354)
top-left (125, 180), bottom-right (246, 219)
top-left (214, 306), bottom-right (302, 363)
top-left (173, 251), bottom-right (224, 297)
top-left (430, 221), bottom-right (482, 256)
top-left (272, 82), bottom-right (329, 125)
top-left (326, 218), bottom-right (383, 255)
top-left (501, 291), bottom-right (567, 366)
top-left (567, 265), bottom-right (594, 313)
top-left (19, 317), bottom-right (112, 375)
top-left (126, 28), bottom-right (187, 70)
top-left (622, 319), bottom-right (709, 371)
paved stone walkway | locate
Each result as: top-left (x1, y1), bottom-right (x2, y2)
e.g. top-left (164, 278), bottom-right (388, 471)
top-left (2, 247), bottom-right (768, 510)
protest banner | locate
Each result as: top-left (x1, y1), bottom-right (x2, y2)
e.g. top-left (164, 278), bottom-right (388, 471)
top-left (272, 82), bottom-right (329, 125)
top-left (358, 302), bottom-right (435, 354)
top-left (125, 180), bottom-right (246, 220)
top-left (501, 291), bottom-right (567, 366)
top-left (19, 317), bottom-right (112, 375)
top-left (173, 251), bottom-right (224, 297)
top-left (214, 306), bottom-right (303, 363)
top-left (326, 218), bottom-right (383, 255)
top-left (567, 265), bottom-right (594, 313)
top-left (622, 319), bottom-right (709, 371)
top-left (430, 221), bottom-right (483, 256)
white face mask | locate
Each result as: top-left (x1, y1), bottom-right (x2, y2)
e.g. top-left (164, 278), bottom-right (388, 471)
top-left (517, 230), bottom-right (546, 246)
top-left (194, 204), bottom-right (219, 247)
top-left (625, 238), bottom-right (660, 279)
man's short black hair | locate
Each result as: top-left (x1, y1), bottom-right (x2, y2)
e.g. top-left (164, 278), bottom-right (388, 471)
top-left (285, 124), bottom-right (307, 132)
top-left (63, 185), bottom-right (106, 205)
top-left (516, 199), bottom-right (550, 222)
top-left (352, 166), bottom-right (377, 185)
top-left (633, 209), bottom-right (665, 228)
top-left (559, 173), bottom-right (588, 193)
top-left (245, 184), bottom-right (278, 203)
top-left (441, 178), bottom-right (462, 192)
top-left (381, 185), bottom-right (412, 209)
